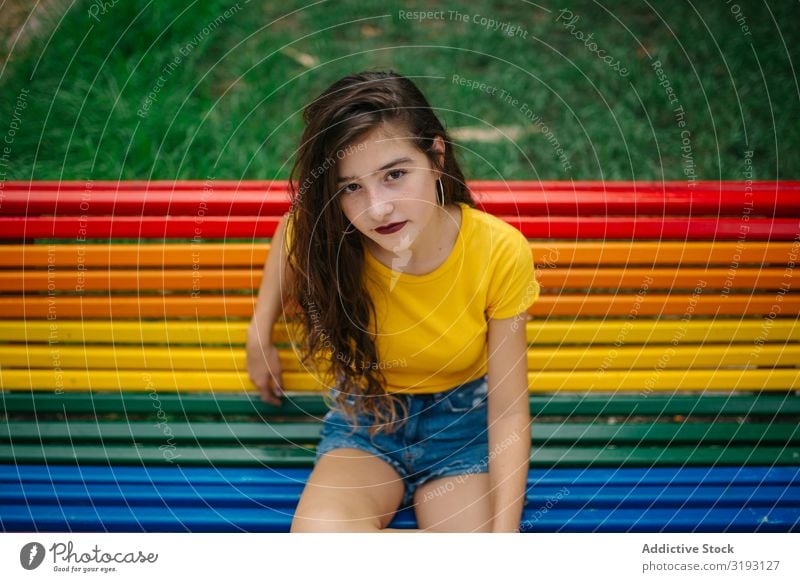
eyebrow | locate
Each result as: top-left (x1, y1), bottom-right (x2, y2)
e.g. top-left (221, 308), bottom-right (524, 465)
top-left (336, 157), bottom-right (413, 184)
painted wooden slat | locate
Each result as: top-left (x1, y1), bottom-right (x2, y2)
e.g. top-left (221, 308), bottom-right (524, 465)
top-left (3, 266), bottom-right (791, 292)
top-left (3, 319), bottom-right (797, 345)
top-left (4, 215), bottom-right (799, 239)
top-left (0, 505), bottom-right (800, 533)
top-left (1, 270), bottom-right (259, 292)
top-left (3, 368), bottom-right (799, 392)
top-left (4, 180), bottom-right (799, 215)
top-left (0, 444), bottom-right (797, 466)
top-left (2, 241), bottom-right (796, 268)
top-left (540, 241), bottom-right (800, 265)
top-left (2, 483), bottom-right (795, 510)
top-left (3, 464), bottom-right (796, 487)
top-left (3, 293), bottom-right (799, 318)
top-left (1, 502), bottom-right (795, 532)
top-left (517, 507), bottom-right (800, 533)
top-left (0, 243), bottom-right (264, 267)
top-left (3, 392), bottom-right (796, 417)
top-left (4, 344), bottom-right (799, 371)
top-left (2, 420), bottom-right (796, 445)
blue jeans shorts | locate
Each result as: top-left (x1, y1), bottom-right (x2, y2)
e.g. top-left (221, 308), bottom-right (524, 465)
top-left (313, 373), bottom-right (490, 509)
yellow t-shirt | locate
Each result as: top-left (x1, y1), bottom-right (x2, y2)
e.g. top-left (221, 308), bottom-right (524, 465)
top-left (283, 201), bottom-right (540, 393)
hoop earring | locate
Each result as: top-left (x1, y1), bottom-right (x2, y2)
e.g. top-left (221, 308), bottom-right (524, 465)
top-left (436, 178), bottom-right (445, 206)
top-left (343, 222), bottom-right (357, 235)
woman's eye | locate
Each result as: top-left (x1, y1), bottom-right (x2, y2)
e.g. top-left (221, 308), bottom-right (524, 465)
top-left (341, 171), bottom-right (404, 194)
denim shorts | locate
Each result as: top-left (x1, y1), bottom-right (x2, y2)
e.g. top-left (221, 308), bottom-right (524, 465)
top-left (313, 373), bottom-right (490, 509)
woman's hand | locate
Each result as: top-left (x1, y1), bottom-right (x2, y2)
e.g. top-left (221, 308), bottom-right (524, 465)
top-left (247, 334), bottom-right (284, 406)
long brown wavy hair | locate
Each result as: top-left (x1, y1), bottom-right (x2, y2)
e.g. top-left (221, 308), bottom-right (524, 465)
top-left (284, 70), bottom-right (476, 436)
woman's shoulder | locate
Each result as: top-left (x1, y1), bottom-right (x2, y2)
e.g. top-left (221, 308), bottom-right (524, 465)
top-left (460, 201), bottom-right (527, 248)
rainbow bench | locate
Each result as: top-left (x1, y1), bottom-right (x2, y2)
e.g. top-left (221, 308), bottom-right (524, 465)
top-left (1, 180), bottom-right (798, 532)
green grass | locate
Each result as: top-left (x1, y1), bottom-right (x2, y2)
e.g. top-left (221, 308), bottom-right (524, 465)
top-left (0, 0), bottom-right (797, 180)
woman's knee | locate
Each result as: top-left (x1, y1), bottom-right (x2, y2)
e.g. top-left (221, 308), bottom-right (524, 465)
top-left (290, 502), bottom-right (381, 532)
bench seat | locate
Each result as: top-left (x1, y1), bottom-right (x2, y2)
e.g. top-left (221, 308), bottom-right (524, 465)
top-left (1, 465), bottom-right (797, 532)
top-left (1, 179), bottom-right (798, 532)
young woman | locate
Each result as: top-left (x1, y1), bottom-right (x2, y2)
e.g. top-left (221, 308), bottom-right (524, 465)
top-left (246, 70), bottom-right (540, 533)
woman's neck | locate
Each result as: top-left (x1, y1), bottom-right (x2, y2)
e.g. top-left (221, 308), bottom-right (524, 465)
top-left (364, 203), bottom-right (461, 276)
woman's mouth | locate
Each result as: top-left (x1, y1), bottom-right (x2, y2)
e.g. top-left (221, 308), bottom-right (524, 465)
top-left (375, 221), bottom-right (407, 235)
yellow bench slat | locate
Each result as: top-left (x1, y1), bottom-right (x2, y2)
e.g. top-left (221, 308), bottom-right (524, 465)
top-left (2, 295), bottom-right (799, 318)
top-left (4, 344), bottom-right (797, 371)
top-left (3, 267), bottom-right (789, 292)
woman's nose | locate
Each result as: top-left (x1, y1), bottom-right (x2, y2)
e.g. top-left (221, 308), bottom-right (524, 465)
top-left (364, 189), bottom-right (394, 220)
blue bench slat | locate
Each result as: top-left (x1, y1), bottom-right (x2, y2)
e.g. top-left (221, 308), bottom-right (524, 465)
top-left (521, 507), bottom-right (800, 533)
top-left (1, 504), bottom-right (797, 533)
top-left (1, 483), bottom-right (796, 509)
top-left (2, 464), bottom-right (798, 486)
top-left (0, 504), bottom-right (293, 533)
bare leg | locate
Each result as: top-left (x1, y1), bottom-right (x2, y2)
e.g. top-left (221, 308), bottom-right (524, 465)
top-left (292, 448), bottom-right (427, 533)
top-left (413, 472), bottom-right (493, 532)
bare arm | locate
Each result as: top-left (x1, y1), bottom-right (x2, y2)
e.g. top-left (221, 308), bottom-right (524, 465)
top-left (486, 313), bottom-right (532, 533)
top-left (248, 212), bottom-right (295, 341)
top-left (247, 212), bottom-right (296, 404)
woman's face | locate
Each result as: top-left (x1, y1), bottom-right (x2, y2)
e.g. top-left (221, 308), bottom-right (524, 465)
top-left (334, 123), bottom-right (445, 258)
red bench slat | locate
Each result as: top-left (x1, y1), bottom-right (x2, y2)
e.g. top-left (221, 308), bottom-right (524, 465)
top-left (2, 181), bottom-right (799, 216)
top-left (3, 216), bottom-right (797, 240)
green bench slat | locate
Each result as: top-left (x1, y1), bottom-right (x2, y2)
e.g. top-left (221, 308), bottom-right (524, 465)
top-left (2, 444), bottom-right (797, 467)
top-left (3, 392), bottom-right (798, 416)
top-left (0, 421), bottom-right (320, 442)
top-left (2, 420), bottom-right (797, 445)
